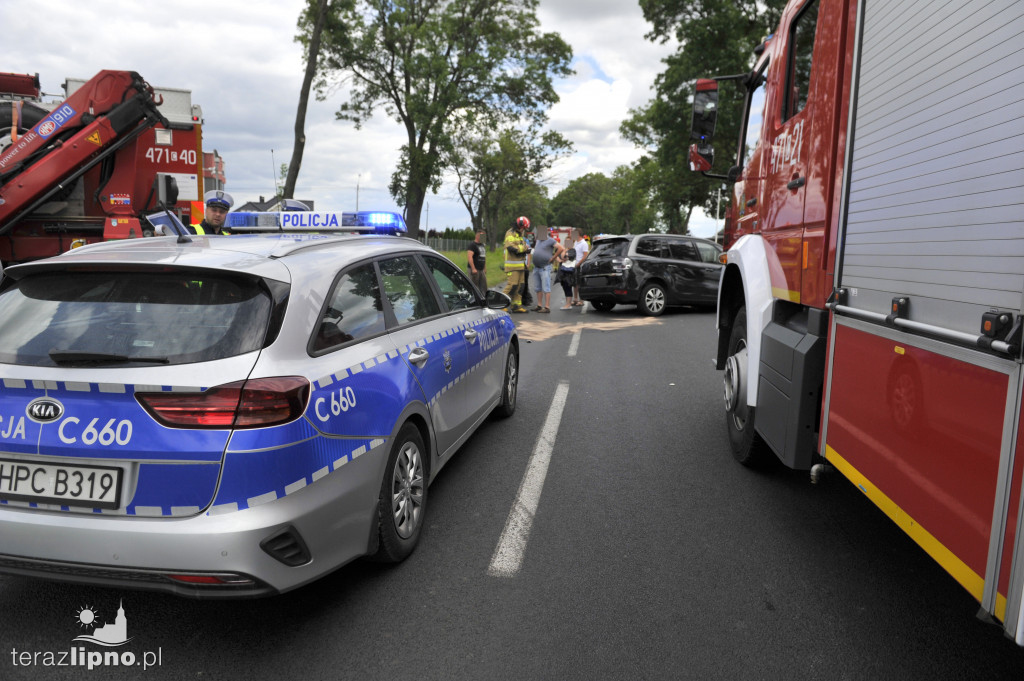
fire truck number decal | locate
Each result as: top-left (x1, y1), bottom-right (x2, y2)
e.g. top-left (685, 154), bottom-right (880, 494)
top-left (145, 147), bottom-right (198, 166)
top-left (770, 120), bottom-right (804, 174)
top-left (314, 387), bottom-right (358, 422)
top-left (58, 418), bottom-right (133, 446)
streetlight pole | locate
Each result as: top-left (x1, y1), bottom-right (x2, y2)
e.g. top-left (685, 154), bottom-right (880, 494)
top-left (356, 174), bottom-right (361, 212)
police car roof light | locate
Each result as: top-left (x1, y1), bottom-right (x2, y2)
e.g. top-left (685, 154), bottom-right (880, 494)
top-left (224, 210), bottom-right (407, 235)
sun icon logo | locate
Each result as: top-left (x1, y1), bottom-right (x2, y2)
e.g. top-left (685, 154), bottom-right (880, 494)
top-left (76, 605), bottom-right (99, 631)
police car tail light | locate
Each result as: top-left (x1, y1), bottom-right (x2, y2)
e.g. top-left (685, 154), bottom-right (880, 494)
top-left (137, 377), bottom-right (310, 429)
top-left (234, 377), bottom-right (310, 427)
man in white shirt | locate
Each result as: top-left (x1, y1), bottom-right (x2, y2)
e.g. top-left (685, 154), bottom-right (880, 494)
top-left (570, 229), bottom-right (589, 306)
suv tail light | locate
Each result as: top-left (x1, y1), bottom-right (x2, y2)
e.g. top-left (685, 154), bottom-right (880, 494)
top-left (137, 377), bottom-right (310, 429)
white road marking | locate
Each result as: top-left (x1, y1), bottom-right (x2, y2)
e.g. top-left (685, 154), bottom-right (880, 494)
top-left (567, 328), bottom-right (582, 357)
top-left (488, 381), bottom-right (570, 578)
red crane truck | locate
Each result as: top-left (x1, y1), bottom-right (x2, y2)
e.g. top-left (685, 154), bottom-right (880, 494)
top-left (688, 0), bottom-right (1024, 643)
top-left (0, 70), bottom-right (204, 265)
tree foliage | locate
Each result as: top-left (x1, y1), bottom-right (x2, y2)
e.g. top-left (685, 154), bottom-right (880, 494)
top-left (549, 166), bottom-right (655, 236)
top-left (448, 123), bottom-right (570, 247)
top-left (622, 0), bottom-right (786, 233)
top-left (307, 0), bottom-right (572, 238)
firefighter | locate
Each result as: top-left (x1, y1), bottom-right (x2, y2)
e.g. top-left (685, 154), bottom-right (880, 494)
top-left (191, 190), bottom-right (234, 235)
top-left (502, 216), bottom-right (532, 313)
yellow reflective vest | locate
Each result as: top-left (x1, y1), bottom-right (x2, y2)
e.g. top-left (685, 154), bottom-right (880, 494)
top-left (503, 230), bottom-right (528, 271)
top-left (191, 222), bottom-right (231, 235)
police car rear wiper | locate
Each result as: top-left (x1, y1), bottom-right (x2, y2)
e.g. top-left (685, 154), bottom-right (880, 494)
top-left (48, 351), bottom-right (170, 366)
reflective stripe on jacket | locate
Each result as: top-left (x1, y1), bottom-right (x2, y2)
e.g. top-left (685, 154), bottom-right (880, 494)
top-left (503, 230), bottom-right (528, 271)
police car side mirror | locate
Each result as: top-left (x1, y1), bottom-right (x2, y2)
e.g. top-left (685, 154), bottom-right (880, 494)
top-left (485, 290), bottom-right (511, 309)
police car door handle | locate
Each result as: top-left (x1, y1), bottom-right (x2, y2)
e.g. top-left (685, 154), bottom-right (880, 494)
top-left (408, 347), bottom-right (430, 367)
top-left (464, 329), bottom-right (478, 344)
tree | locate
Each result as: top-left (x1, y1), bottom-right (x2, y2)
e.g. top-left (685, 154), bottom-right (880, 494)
top-left (309, 0), bottom-right (572, 238)
top-left (277, 163), bottom-right (289, 199)
top-left (622, 0), bottom-right (786, 232)
top-left (448, 124), bottom-right (570, 247)
top-left (549, 167), bottom-right (656, 235)
top-left (550, 173), bottom-right (616, 234)
top-left (289, 0), bottom-right (342, 199)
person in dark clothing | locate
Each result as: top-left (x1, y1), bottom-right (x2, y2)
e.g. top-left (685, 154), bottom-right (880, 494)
top-left (467, 228), bottom-right (488, 295)
top-left (190, 190), bottom-right (233, 235)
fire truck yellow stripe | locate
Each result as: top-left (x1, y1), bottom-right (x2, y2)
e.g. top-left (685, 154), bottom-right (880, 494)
top-left (771, 286), bottom-right (800, 303)
top-left (824, 444), bottom-right (1005, 618)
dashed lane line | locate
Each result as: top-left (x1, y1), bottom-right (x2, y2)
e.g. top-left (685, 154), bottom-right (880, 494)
top-left (567, 327), bottom-right (582, 357)
top-left (487, 381), bottom-right (570, 578)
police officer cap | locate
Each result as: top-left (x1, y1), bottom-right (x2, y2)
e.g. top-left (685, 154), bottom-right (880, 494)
top-left (204, 190), bottom-right (234, 210)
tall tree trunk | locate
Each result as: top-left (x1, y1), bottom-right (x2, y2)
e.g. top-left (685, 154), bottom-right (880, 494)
top-left (285, 0), bottom-right (330, 199)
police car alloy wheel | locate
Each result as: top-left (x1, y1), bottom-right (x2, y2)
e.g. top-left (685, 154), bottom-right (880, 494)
top-left (495, 346), bottom-right (518, 419)
top-left (375, 423), bottom-right (427, 562)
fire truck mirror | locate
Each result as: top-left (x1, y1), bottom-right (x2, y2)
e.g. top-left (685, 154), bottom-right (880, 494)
top-left (689, 143), bottom-right (714, 173)
top-left (690, 80), bottom-right (719, 144)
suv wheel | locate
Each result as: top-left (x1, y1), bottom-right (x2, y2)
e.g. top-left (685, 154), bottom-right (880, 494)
top-left (638, 283), bottom-right (666, 316)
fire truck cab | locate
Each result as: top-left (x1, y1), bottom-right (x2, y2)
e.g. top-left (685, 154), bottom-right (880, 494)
top-left (690, 0), bottom-right (1024, 643)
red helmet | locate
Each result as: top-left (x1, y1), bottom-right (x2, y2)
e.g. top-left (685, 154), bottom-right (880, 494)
top-left (515, 216), bottom-right (530, 230)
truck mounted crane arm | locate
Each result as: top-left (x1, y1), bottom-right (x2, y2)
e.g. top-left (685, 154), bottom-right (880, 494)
top-left (0, 70), bottom-right (169, 235)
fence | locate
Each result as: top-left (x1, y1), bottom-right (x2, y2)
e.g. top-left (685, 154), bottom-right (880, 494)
top-left (418, 237), bottom-right (474, 253)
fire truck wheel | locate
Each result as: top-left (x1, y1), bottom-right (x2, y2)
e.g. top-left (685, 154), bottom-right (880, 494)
top-left (638, 282), bottom-right (666, 316)
top-left (724, 306), bottom-right (769, 466)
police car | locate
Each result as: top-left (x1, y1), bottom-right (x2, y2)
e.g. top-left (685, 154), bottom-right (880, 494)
top-left (0, 211), bottom-right (518, 596)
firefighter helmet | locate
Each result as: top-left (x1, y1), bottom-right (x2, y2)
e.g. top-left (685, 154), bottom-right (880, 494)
top-left (515, 216), bottom-right (530, 231)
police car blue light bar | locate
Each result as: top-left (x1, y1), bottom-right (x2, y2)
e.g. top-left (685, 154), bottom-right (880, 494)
top-left (225, 211), bottom-right (407, 235)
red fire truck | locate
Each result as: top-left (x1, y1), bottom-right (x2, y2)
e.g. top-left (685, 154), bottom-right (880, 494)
top-left (0, 70), bottom-right (204, 264)
top-left (689, 0), bottom-right (1024, 643)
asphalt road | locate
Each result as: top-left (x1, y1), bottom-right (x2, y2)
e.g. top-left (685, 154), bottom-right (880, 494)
top-left (2, 305), bottom-right (1023, 680)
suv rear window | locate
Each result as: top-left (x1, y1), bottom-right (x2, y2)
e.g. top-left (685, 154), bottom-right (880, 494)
top-left (0, 270), bottom-right (273, 367)
top-left (589, 240), bottom-right (629, 258)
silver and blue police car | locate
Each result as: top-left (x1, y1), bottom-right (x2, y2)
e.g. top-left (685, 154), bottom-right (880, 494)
top-left (0, 211), bottom-right (518, 596)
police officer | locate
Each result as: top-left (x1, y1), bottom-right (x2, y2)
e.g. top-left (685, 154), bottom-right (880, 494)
top-left (191, 190), bottom-right (234, 235)
top-left (502, 216), bottom-right (531, 313)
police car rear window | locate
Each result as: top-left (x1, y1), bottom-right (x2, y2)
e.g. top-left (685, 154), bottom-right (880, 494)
top-left (0, 270), bottom-right (273, 367)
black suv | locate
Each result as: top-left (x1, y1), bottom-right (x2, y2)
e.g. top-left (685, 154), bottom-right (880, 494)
top-left (577, 234), bottom-right (723, 315)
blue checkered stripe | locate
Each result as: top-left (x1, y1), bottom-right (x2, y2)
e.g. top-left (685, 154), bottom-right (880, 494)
top-left (0, 313), bottom-right (512, 517)
top-left (205, 314), bottom-right (511, 515)
top-left (0, 379), bottom-right (220, 517)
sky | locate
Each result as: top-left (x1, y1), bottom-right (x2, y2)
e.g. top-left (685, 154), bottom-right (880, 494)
top-left (1, 0), bottom-right (719, 238)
